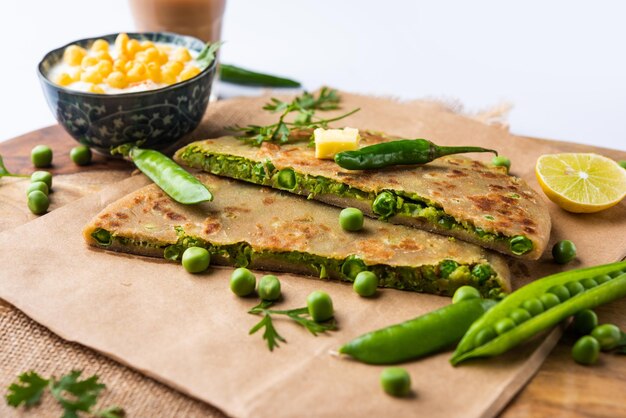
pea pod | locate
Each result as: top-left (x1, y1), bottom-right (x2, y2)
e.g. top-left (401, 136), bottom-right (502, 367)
top-left (450, 261), bottom-right (626, 365)
top-left (338, 298), bottom-right (496, 364)
top-left (220, 64), bottom-right (301, 88)
top-left (129, 148), bottom-right (213, 205)
top-left (334, 139), bottom-right (497, 170)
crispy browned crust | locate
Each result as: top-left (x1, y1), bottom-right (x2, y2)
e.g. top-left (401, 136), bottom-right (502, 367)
top-left (174, 132), bottom-right (551, 259)
top-left (83, 174), bottom-right (511, 292)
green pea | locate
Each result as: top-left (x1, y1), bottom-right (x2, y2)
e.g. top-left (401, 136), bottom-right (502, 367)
top-left (548, 284), bottom-right (571, 302)
top-left (618, 160), bottom-right (626, 169)
top-left (591, 324), bottom-right (622, 350)
top-left (610, 270), bottom-right (625, 278)
top-left (372, 191), bottom-right (397, 218)
top-left (181, 247), bottom-right (210, 273)
top-left (572, 336), bottom-right (600, 365)
top-left (565, 281), bottom-right (585, 297)
top-left (258, 275), bottom-right (281, 301)
top-left (452, 285), bottom-right (481, 304)
top-left (571, 309), bottom-right (598, 335)
top-left (31, 145), bottom-right (53, 168)
top-left (594, 274), bottom-right (612, 284)
top-left (230, 268), bottom-right (256, 297)
top-left (509, 235), bottom-right (533, 256)
top-left (339, 208), bottom-right (364, 232)
top-left (26, 181), bottom-right (49, 196)
top-left (471, 264), bottom-right (493, 283)
top-left (353, 271), bottom-right (378, 297)
top-left (552, 240), bottom-right (577, 264)
top-left (307, 290), bottom-right (334, 322)
top-left (380, 367), bottom-right (411, 397)
top-left (341, 256), bottom-right (366, 279)
top-left (522, 298), bottom-right (544, 316)
top-left (70, 145), bottom-right (92, 166)
top-left (580, 278), bottom-right (598, 289)
top-left (439, 259), bottom-right (459, 278)
top-left (494, 317), bottom-right (516, 335)
top-left (474, 327), bottom-right (497, 346)
top-left (509, 308), bottom-right (532, 325)
top-left (491, 155), bottom-right (511, 171)
top-left (31, 171), bottom-right (52, 189)
top-left (27, 190), bottom-right (49, 215)
top-left (276, 168), bottom-right (296, 189)
top-left (539, 293), bottom-right (560, 310)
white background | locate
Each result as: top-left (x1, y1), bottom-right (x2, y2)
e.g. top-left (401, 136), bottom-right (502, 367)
top-left (1, 0), bottom-right (625, 151)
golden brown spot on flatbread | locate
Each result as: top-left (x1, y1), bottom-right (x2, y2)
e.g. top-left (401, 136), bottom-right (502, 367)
top-left (109, 220), bottom-right (121, 228)
top-left (489, 184), bottom-right (506, 191)
top-left (468, 195), bottom-right (498, 211)
top-left (392, 238), bottom-right (423, 251)
top-left (99, 213), bottom-right (110, 219)
top-left (447, 169), bottom-right (468, 178)
top-left (356, 239), bottom-right (394, 261)
top-left (165, 211), bottom-right (186, 221)
top-left (115, 212), bottom-right (129, 219)
top-left (523, 226), bottom-right (536, 234)
top-left (202, 216), bottom-right (221, 235)
top-left (224, 206), bottom-right (251, 214)
top-left (133, 196), bottom-right (143, 204)
top-left (262, 196), bottom-right (276, 205)
top-left (480, 171), bottom-right (498, 179)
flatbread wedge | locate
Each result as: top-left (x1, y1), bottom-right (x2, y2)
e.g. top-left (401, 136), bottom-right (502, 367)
top-left (84, 174), bottom-right (511, 297)
top-left (174, 132), bottom-right (551, 260)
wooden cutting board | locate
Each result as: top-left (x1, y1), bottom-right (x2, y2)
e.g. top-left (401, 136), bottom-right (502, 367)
top-left (1, 122), bottom-right (624, 417)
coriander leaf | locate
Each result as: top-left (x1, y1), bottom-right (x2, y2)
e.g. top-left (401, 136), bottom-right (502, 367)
top-left (50, 370), bottom-right (105, 416)
top-left (249, 314), bottom-right (286, 351)
top-left (5, 371), bottom-right (49, 408)
top-left (287, 313), bottom-right (337, 336)
top-left (0, 154), bottom-right (28, 179)
top-left (95, 405), bottom-right (126, 418)
top-left (196, 41), bottom-right (222, 69)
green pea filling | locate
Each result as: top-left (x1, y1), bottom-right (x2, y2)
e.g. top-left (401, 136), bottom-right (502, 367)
top-left (92, 227), bottom-right (504, 297)
top-left (178, 147), bottom-right (534, 256)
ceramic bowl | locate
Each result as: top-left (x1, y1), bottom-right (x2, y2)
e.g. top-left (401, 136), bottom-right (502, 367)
top-left (37, 32), bottom-right (216, 155)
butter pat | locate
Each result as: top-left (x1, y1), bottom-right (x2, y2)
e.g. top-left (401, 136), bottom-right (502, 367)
top-left (314, 127), bottom-right (360, 159)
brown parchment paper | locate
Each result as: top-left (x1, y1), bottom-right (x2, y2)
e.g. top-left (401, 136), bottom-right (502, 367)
top-left (1, 92), bottom-right (625, 418)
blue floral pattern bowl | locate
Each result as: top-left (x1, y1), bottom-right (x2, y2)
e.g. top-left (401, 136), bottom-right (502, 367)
top-left (38, 32), bottom-right (216, 155)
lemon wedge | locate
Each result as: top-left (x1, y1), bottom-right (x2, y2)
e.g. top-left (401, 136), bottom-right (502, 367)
top-left (535, 153), bottom-right (626, 213)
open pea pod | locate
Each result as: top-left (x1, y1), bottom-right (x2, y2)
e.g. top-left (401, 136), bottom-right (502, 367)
top-left (450, 261), bottom-right (626, 365)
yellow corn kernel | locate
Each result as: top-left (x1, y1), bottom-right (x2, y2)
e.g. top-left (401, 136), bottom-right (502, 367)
top-left (172, 47), bottom-right (192, 62)
top-left (143, 47), bottom-right (160, 63)
top-left (55, 72), bottom-right (73, 86)
top-left (106, 71), bottom-right (128, 89)
top-left (164, 61), bottom-right (184, 76)
top-left (115, 33), bottom-right (129, 54)
top-left (146, 62), bottom-right (162, 83)
top-left (179, 65), bottom-right (201, 81)
top-left (140, 40), bottom-right (155, 50)
top-left (63, 45), bottom-right (86, 66)
top-left (134, 51), bottom-right (147, 63)
top-left (94, 50), bottom-right (113, 63)
top-left (96, 60), bottom-right (113, 77)
top-left (157, 44), bottom-right (172, 53)
top-left (157, 50), bottom-right (169, 65)
top-left (126, 62), bottom-right (147, 83)
top-left (124, 60), bottom-right (134, 72)
top-left (81, 55), bottom-right (99, 69)
top-left (161, 70), bottom-right (177, 85)
top-left (81, 68), bottom-right (103, 84)
top-left (113, 58), bottom-right (127, 72)
top-left (91, 39), bottom-right (109, 53)
top-left (126, 39), bottom-right (141, 57)
top-left (87, 83), bottom-right (105, 94)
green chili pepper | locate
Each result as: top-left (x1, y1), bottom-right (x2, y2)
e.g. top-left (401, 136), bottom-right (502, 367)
top-left (450, 261), bottom-right (626, 365)
top-left (219, 64), bottom-right (301, 88)
top-left (334, 139), bottom-right (497, 170)
top-left (339, 298), bottom-right (496, 364)
top-left (115, 146), bottom-right (213, 205)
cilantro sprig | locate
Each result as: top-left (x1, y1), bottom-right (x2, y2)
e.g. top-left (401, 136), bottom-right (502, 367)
top-left (0, 154), bottom-right (29, 179)
top-left (248, 300), bottom-right (337, 351)
top-left (229, 87), bottom-right (360, 146)
top-left (6, 370), bottom-right (124, 418)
